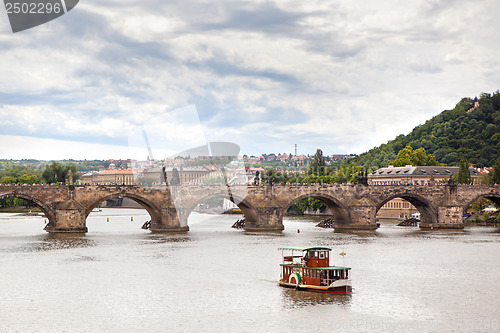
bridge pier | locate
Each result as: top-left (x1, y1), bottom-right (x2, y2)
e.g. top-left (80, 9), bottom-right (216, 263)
top-left (419, 184), bottom-right (464, 229)
top-left (244, 204), bottom-right (284, 232)
top-left (334, 198), bottom-right (378, 230)
top-left (45, 199), bottom-right (88, 233)
top-left (149, 205), bottom-right (189, 233)
top-left (420, 204), bottom-right (464, 229)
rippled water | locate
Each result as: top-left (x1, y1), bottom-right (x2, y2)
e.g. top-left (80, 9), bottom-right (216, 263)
top-left (0, 209), bottom-right (499, 332)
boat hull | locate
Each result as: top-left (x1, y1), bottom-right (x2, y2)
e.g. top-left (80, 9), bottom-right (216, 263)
top-left (279, 281), bottom-right (352, 294)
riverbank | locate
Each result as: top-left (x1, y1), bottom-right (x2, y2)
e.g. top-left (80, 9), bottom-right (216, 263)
top-left (0, 207), bottom-right (41, 213)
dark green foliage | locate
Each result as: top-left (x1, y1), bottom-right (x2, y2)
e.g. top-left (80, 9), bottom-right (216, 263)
top-left (287, 197), bottom-right (327, 214)
top-left (389, 146), bottom-right (442, 166)
top-left (0, 165), bottom-right (41, 184)
top-left (492, 157), bottom-right (500, 184)
top-left (0, 197), bottom-right (33, 208)
top-left (454, 159), bottom-right (472, 184)
top-left (309, 149), bottom-right (326, 176)
top-left (355, 91), bottom-right (500, 168)
top-left (41, 161), bottom-right (80, 184)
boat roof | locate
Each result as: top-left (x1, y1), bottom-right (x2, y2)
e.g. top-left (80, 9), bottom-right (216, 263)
top-left (280, 264), bottom-right (351, 270)
top-left (278, 246), bottom-right (332, 251)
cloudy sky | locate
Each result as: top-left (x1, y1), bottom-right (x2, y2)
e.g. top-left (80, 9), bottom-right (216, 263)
top-left (0, 0), bottom-right (499, 160)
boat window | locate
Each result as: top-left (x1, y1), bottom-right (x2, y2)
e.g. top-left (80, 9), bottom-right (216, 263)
top-left (313, 251), bottom-right (318, 258)
top-left (325, 252), bottom-right (329, 258)
top-left (319, 252), bottom-right (325, 259)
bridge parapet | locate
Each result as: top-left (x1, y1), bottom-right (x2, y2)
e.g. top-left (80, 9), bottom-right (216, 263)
top-left (1, 184), bottom-right (498, 233)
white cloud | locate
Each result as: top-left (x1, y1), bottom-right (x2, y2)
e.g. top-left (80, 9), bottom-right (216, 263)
top-left (0, 135), bottom-right (145, 160)
top-left (1, 0), bottom-right (500, 158)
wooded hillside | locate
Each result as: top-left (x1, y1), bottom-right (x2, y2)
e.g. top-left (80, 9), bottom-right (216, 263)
top-left (355, 91), bottom-right (500, 168)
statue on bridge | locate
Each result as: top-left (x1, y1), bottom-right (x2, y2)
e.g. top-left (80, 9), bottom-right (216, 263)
top-left (160, 166), bottom-right (168, 184)
top-left (357, 170), bottom-right (368, 186)
top-left (171, 168), bottom-right (180, 185)
top-left (254, 171), bottom-right (260, 185)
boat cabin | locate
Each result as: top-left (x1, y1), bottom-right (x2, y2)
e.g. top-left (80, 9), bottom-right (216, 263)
top-left (278, 246), bottom-right (351, 291)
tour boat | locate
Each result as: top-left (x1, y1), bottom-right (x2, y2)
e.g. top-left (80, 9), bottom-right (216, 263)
top-left (278, 246), bottom-right (352, 293)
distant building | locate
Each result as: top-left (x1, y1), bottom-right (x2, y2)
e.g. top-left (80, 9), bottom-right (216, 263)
top-left (228, 167), bottom-right (264, 185)
top-left (329, 154), bottom-right (356, 161)
top-left (378, 197), bottom-right (419, 221)
top-left (368, 165), bottom-right (478, 185)
top-left (139, 166), bottom-right (216, 185)
top-left (81, 169), bottom-right (136, 185)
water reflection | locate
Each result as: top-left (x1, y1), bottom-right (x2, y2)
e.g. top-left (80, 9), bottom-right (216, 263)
top-left (144, 234), bottom-right (193, 245)
top-left (42, 233), bottom-right (97, 249)
top-left (280, 288), bottom-right (352, 309)
top-left (333, 229), bottom-right (379, 236)
top-left (7, 233), bottom-right (97, 253)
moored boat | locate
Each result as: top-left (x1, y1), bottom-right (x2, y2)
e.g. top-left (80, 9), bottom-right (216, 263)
top-left (278, 246), bottom-right (352, 293)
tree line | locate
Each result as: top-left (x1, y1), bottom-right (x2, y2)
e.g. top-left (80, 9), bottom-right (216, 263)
top-left (0, 162), bottom-right (80, 209)
top-left (354, 91), bottom-right (500, 168)
top-left (0, 161), bottom-right (80, 185)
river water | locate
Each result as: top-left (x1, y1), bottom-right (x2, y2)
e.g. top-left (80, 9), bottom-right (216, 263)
top-left (0, 208), bottom-right (499, 332)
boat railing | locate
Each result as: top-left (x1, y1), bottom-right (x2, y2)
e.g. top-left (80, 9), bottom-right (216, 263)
top-left (283, 255), bottom-right (303, 265)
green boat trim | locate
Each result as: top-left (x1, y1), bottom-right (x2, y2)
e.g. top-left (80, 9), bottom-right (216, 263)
top-left (280, 264), bottom-right (351, 270)
top-left (277, 246), bottom-right (332, 251)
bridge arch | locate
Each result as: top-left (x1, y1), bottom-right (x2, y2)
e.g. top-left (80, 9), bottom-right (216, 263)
top-left (181, 192), bottom-right (259, 227)
top-left (376, 193), bottom-right (437, 225)
top-left (284, 193), bottom-right (350, 224)
top-left (463, 193), bottom-right (500, 212)
top-left (85, 193), bottom-right (162, 226)
top-left (0, 192), bottom-right (55, 224)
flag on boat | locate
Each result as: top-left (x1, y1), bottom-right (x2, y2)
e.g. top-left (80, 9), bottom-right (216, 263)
top-left (340, 252), bottom-right (346, 256)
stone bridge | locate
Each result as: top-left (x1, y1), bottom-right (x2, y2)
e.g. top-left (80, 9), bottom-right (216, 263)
top-left (0, 183), bottom-right (498, 233)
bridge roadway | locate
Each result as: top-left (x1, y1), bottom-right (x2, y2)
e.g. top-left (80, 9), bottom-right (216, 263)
top-left (0, 183), bottom-right (498, 233)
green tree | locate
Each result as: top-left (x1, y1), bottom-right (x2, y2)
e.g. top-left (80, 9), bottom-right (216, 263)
top-left (0, 176), bottom-right (16, 184)
top-left (469, 198), bottom-right (491, 212)
top-left (19, 174), bottom-right (39, 184)
top-left (389, 146), bottom-right (442, 167)
top-left (308, 149), bottom-right (326, 176)
top-left (454, 158), bottom-right (472, 184)
top-left (354, 91), bottom-right (500, 167)
top-left (491, 157), bottom-right (500, 184)
top-left (42, 162), bottom-right (64, 183)
top-left (42, 162), bottom-right (80, 184)
top-left (287, 197), bottom-right (327, 214)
